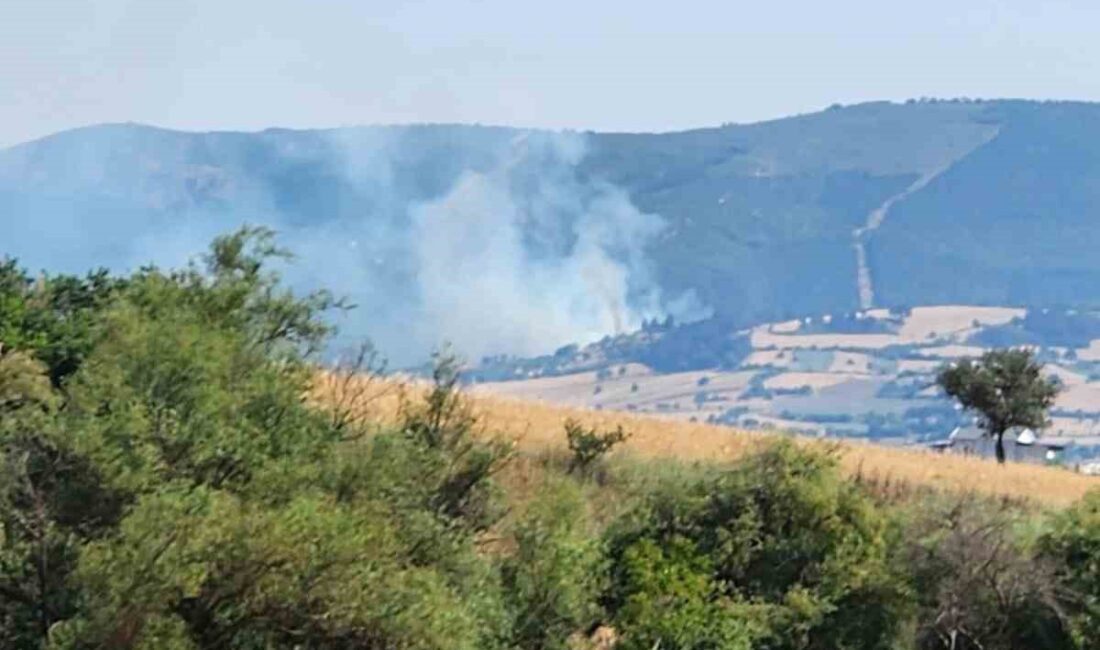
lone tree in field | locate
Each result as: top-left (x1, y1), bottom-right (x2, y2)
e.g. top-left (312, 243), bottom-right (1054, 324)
top-left (937, 348), bottom-right (1060, 464)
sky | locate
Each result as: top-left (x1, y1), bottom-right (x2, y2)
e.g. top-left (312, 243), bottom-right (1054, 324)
top-left (4, 0), bottom-right (1100, 148)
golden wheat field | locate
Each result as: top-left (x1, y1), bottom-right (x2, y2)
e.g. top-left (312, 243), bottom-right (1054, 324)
top-left (313, 373), bottom-right (1099, 508)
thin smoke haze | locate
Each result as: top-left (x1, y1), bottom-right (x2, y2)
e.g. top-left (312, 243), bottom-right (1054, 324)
top-left (0, 125), bottom-right (707, 365)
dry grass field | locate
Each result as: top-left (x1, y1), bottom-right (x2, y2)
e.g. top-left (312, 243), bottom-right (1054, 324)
top-left (314, 373), bottom-right (1099, 508)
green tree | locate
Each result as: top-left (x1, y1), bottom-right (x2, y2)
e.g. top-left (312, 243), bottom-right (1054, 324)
top-left (612, 537), bottom-right (758, 650)
top-left (0, 260), bottom-right (124, 388)
top-left (25, 229), bottom-right (514, 649)
top-left (501, 477), bottom-right (605, 650)
top-left (395, 352), bottom-right (512, 533)
top-left (0, 351), bottom-right (56, 413)
top-left (60, 226), bottom-right (343, 495)
top-left (1041, 489), bottom-right (1100, 646)
top-left (606, 442), bottom-right (909, 650)
top-left (0, 350), bottom-right (125, 648)
top-left (937, 348), bottom-right (1060, 464)
top-left (55, 486), bottom-right (497, 650)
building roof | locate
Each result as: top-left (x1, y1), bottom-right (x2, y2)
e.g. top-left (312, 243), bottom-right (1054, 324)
top-left (948, 426), bottom-right (985, 442)
top-left (1014, 428), bottom-right (1037, 446)
top-left (1036, 436), bottom-right (1075, 450)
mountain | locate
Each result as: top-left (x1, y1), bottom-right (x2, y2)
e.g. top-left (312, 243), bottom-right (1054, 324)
top-left (4, 99), bottom-right (1100, 363)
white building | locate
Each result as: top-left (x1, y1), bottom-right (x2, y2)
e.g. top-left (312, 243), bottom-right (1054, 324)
top-left (930, 425), bottom-right (1068, 464)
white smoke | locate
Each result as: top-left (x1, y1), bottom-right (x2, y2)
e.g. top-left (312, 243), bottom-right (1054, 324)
top-left (1, 126), bottom-right (705, 366)
top-left (406, 132), bottom-right (667, 361)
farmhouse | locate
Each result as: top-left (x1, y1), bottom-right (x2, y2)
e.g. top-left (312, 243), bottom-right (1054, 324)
top-left (930, 425), bottom-right (1068, 465)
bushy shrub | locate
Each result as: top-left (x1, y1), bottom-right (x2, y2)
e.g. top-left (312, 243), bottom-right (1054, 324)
top-left (501, 477), bottom-right (605, 650)
top-left (565, 419), bottom-right (629, 475)
top-left (0, 229), bottom-right (516, 649)
top-left (612, 536), bottom-right (758, 650)
top-left (0, 260), bottom-right (125, 387)
top-left (899, 495), bottom-right (1073, 650)
top-left (1041, 489), bottom-right (1100, 646)
top-left (606, 441), bottom-right (909, 650)
top-left (396, 353), bottom-right (512, 533)
top-left (6, 228), bottom-right (1100, 650)
top-left (55, 487), bottom-right (497, 650)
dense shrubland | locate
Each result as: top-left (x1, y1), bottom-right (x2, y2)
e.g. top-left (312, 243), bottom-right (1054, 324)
top-left (1, 228), bottom-right (1099, 649)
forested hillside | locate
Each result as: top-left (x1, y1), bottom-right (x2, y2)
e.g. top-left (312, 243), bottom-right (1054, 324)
top-left (872, 102), bottom-right (1100, 307)
top-left (4, 100), bottom-right (1100, 362)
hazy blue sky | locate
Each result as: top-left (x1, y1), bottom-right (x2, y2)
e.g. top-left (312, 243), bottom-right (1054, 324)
top-left (4, 0), bottom-right (1099, 147)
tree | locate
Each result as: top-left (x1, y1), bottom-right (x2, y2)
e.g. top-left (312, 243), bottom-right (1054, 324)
top-left (0, 350), bottom-right (55, 413)
top-left (27, 231), bottom-right (514, 649)
top-left (937, 348), bottom-right (1059, 464)
top-left (0, 260), bottom-right (125, 388)
top-left (605, 442), bottom-right (909, 650)
top-left (501, 477), bottom-right (605, 650)
top-left (611, 537), bottom-right (758, 650)
top-left (0, 349), bottom-right (125, 647)
top-left (901, 495), bottom-right (1072, 650)
top-left (1040, 489), bottom-right (1100, 645)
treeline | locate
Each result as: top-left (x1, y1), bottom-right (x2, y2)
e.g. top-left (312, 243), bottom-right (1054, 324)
top-left (1, 228), bottom-right (1099, 649)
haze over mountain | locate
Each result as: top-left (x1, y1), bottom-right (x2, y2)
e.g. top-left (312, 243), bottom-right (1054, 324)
top-left (3, 99), bottom-right (1100, 364)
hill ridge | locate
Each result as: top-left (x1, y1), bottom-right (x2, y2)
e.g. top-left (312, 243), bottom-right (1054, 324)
top-left (12, 98), bottom-right (1100, 153)
top-left (5, 99), bottom-right (1100, 364)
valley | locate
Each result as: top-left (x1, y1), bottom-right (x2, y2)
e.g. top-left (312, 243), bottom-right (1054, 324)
top-left (470, 305), bottom-right (1100, 464)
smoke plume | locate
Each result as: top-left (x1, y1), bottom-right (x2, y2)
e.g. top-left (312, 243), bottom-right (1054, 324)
top-left (0, 125), bottom-right (701, 365)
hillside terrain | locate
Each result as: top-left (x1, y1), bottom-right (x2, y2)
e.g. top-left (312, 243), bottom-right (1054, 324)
top-left (5, 100), bottom-right (1100, 363)
top-left (326, 373), bottom-right (1099, 507)
top-left (470, 304), bottom-right (1100, 462)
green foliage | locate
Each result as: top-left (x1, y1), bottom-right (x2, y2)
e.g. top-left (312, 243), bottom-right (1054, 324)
top-left (0, 351), bottom-right (57, 413)
top-left (0, 228), bottom-right (515, 649)
top-left (565, 419), bottom-right (629, 475)
top-left (501, 477), bottom-right (605, 650)
top-left (4, 229), bottom-right (1100, 650)
top-left (900, 495), bottom-right (1073, 650)
top-left (64, 232), bottom-right (338, 493)
top-left (606, 441), bottom-right (910, 650)
top-left (937, 348), bottom-right (1060, 463)
top-left (613, 537), bottom-right (758, 650)
top-left (1041, 489), bottom-right (1100, 645)
top-left (0, 260), bottom-right (124, 387)
top-left (56, 487), bottom-right (495, 650)
top-left (0, 353), bottom-right (124, 648)
top-left (395, 353), bottom-right (512, 533)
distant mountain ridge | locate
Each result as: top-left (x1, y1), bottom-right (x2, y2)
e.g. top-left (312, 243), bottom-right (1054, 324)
top-left (4, 99), bottom-right (1100, 361)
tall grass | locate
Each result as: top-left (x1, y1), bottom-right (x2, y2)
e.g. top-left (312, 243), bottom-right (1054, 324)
top-left (313, 374), bottom-right (1098, 507)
